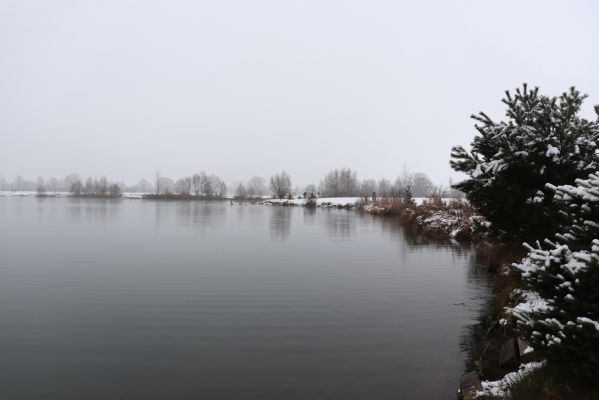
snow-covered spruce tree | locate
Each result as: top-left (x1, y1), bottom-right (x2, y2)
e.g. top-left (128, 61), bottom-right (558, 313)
top-left (512, 173), bottom-right (599, 381)
top-left (450, 84), bottom-right (599, 242)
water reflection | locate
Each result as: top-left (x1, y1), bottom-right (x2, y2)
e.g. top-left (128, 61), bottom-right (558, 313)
top-left (64, 198), bottom-right (120, 225)
top-left (302, 206), bottom-right (317, 225)
top-left (269, 206), bottom-right (292, 240)
top-left (150, 200), bottom-right (227, 234)
top-left (459, 245), bottom-right (505, 380)
top-left (322, 209), bottom-right (356, 239)
top-left (0, 197), bottom-right (495, 400)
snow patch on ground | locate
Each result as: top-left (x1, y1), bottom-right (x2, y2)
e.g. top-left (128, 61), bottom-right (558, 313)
top-left (259, 197), bottom-right (361, 207)
top-left (475, 362), bottom-right (546, 398)
top-left (0, 191), bottom-right (156, 199)
top-left (122, 192), bottom-right (148, 199)
top-left (0, 191), bottom-right (51, 197)
top-left (260, 197), bottom-right (454, 208)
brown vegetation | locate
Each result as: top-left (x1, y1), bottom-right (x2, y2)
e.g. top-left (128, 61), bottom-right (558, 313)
top-left (361, 196), bottom-right (486, 242)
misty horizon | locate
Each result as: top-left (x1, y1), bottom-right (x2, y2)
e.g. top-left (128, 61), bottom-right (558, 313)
top-left (2, 1), bottom-right (598, 187)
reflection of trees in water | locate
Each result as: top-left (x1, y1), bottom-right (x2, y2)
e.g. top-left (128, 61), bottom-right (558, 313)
top-left (376, 216), bottom-right (477, 258)
top-left (457, 245), bottom-right (508, 380)
top-left (151, 201), bottom-right (227, 234)
top-left (176, 201), bottom-right (227, 230)
top-left (376, 215), bottom-right (497, 378)
top-left (65, 198), bottom-right (120, 224)
top-left (270, 206), bottom-right (292, 240)
top-left (323, 209), bottom-right (356, 239)
top-left (302, 206), bottom-right (317, 225)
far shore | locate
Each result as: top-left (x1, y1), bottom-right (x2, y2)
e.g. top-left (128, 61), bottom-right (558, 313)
top-left (1, 191), bottom-right (480, 243)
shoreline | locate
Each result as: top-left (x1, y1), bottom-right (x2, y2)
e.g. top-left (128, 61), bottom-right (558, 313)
top-left (261, 196), bottom-right (485, 243)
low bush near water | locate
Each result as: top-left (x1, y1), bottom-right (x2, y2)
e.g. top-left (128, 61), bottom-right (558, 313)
top-left (363, 196), bottom-right (485, 242)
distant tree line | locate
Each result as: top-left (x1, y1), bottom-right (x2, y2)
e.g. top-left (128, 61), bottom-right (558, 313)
top-left (314, 167), bottom-right (453, 198)
top-left (153, 171), bottom-right (228, 199)
top-left (1, 169), bottom-right (457, 200)
top-left (69, 176), bottom-right (122, 198)
top-left (233, 176), bottom-right (268, 200)
top-left (259, 168), bottom-right (457, 200)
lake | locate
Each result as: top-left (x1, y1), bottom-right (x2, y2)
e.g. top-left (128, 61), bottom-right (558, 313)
top-left (0, 197), bottom-right (492, 399)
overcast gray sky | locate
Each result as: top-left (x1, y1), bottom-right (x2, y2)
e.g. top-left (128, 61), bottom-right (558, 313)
top-left (1, 0), bottom-right (598, 187)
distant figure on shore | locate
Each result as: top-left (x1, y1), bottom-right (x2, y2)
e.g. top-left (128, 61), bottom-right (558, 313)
top-left (372, 191), bottom-right (376, 202)
top-left (363, 192), bottom-right (368, 203)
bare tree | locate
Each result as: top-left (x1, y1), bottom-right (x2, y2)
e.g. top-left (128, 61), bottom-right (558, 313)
top-left (391, 177), bottom-right (404, 198)
top-left (98, 177), bottom-right (108, 195)
top-left (377, 178), bottom-right (391, 198)
top-left (216, 180), bottom-right (227, 198)
top-left (64, 174), bottom-right (80, 192)
top-left (411, 172), bottom-right (433, 197)
top-left (133, 178), bottom-right (153, 193)
top-left (175, 176), bottom-right (192, 195)
top-left (84, 177), bottom-right (94, 194)
top-left (109, 183), bottom-right (122, 197)
top-left (235, 183), bottom-right (246, 199)
top-left (48, 177), bottom-right (59, 192)
top-left (319, 168), bottom-right (359, 197)
top-left (200, 173), bottom-right (213, 197)
top-left (155, 171), bottom-right (161, 194)
top-left (70, 180), bottom-right (83, 195)
top-left (192, 173), bottom-right (202, 196)
top-left (158, 176), bottom-right (174, 193)
top-left (360, 179), bottom-right (377, 195)
top-left (196, 173), bottom-right (227, 198)
top-left (269, 171), bottom-right (291, 199)
top-left (304, 184), bottom-right (316, 194)
top-left (36, 177), bottom-right (46, 195)
top-left (247, 176), bottom-right (266, 198)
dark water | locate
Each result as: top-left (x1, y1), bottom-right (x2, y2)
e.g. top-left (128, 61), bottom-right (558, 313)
top-left (0, 198), bottom-right (492, 400)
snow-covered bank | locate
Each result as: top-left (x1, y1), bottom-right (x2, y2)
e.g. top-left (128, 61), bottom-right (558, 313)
top-left (259, 196), bottom-right (483, 242)
top-left (0, 191), bottom-right (150, 199)
top-left (260, 197), bottom-right (454, 208)
top-left (363, 198), bottom-right (484, 242)
top-left (122, 192), bottom-right (148, 199)
top-left (0, 191), bottom-right (65, 197)
top-left (259, 197), bottom-right (361, 208)
top-left (475, 362), bottom-right (546, 398)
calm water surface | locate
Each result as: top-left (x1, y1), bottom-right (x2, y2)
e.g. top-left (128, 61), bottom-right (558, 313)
top-left (0, 198), bottom-right (492, 399)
